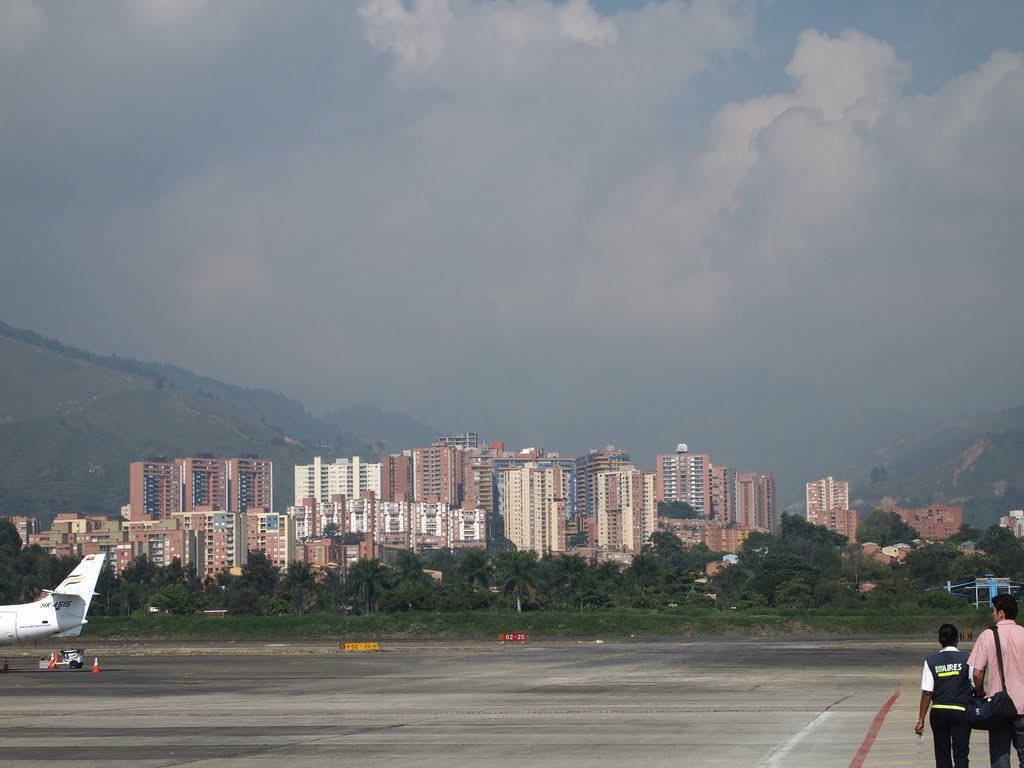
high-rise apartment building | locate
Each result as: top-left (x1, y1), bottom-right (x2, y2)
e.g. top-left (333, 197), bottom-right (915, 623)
top-left (493, 455), bottom-right (577, 525)
top-left (436, 432), bottom-right (483, 450)
top-left (462, 445), bottom-right (500, 512)
top-left (576, 447), bottom-right (632, 520)
top-left (128, 459), bottom-right (181, 520)
top-left (806, 476), bottom-right (849, 521)
top-left (173, 508), bottom-right (244, 578)
top-left (178, 456), bottom-right (229, 512)
top-left (736, 472), bottom-right (778, 531)
top-left (813, 507), bottom-right (859, 542)
top-left (230, 456), bottom-right (273, 513)
top-left (129, 456), bottom-right (273, 521)
top-left (245, 508), bottom-right (295, 571)
top-left (413, 445), bottom-right (463, 504)
top-left (596, 468), bottom-right (656, 553)
top-left (710, 465), bottom-right (736, 523)
top-left (655, 444), bottom-right (712, 516)
top-left (293, 457), bottom-right (381, 506)
top-left (380, 452), bottom-right (413, 502)
top-left (499, 462), bottom-right (570, 555)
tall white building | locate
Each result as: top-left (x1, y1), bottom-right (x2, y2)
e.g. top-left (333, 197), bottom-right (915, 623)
top-left (294, 457), bottom-right (381, 506)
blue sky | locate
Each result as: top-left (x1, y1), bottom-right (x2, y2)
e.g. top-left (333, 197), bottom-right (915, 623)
top-left (1, 1), bottom-right (1022, 503)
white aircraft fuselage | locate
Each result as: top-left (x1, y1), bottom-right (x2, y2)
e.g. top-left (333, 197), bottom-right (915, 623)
top-left (0, 553), bottom-right (106, 646)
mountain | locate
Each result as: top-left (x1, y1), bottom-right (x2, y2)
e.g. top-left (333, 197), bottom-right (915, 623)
top-left (851, 405), bottom-right (1024, 528)
top-left (0, 321), bottom-right (436, 526)
top-left (322, 405), bottom-right (438, 449)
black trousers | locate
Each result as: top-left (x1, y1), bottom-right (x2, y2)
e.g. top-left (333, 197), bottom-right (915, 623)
top-left (931, 707), bottom-right (970, 768)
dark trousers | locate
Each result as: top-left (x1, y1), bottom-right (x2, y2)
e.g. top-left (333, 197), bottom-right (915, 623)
top-left (931, 707), bottom-right (970, 768)
top-left (988, 712), bottom-right (1024, 768)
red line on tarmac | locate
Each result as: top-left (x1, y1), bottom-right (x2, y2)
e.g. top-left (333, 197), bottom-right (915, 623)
top-left (849, 686), bottom-right (902, 768)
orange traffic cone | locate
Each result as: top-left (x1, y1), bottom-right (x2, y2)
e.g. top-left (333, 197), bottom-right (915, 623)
top-left (47, 652), bottom-right (57, 669)
top-left (91, 657), bottom-right (100, 673)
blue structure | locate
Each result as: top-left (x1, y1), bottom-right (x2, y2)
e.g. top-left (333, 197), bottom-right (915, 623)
top-left (941, 574), bottom-right (1024, 607)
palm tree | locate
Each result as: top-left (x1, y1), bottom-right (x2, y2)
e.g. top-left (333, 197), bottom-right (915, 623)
top-left (454, 549), bottom-right (491, 591)
top-left (346, 558), bottom-right (386, 614)
top-left (394, 550), bottom-right (432, 590)
top-left (495, 549), bottom-right (539, 612)
top-left (551, 553), bottom-right (589, 610)
top-left (279, 561), bottom-right (317, 614)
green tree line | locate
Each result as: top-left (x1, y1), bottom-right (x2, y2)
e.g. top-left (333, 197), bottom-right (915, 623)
top-left (2, 513), bottom-right (1022, 617)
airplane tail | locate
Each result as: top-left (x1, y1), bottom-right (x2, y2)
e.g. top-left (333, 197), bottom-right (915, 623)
top-left (51, 553), bottom-right (105, 636)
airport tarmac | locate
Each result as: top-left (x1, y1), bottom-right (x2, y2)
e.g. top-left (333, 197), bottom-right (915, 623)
top-left (0, 637), bottom-right (954, 767)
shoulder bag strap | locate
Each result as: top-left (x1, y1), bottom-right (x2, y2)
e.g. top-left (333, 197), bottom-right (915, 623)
top-left (993, 624), bottom-right (1008, 693)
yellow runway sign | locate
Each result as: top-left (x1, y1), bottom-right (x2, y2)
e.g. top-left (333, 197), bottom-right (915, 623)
top-left (341, 642), bottom-right (380, 652)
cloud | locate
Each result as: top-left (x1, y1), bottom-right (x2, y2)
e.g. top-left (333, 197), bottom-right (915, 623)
top-left (361, 0), bottom-right (453, 70)
top-left (0, 0), bottom-right (46, 57)
top-left (1, 2), bottom-right (1022, 482)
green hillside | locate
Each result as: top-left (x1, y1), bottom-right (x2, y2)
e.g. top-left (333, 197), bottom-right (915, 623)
top-left (852, 407), bottom-right (1024, 528)
top-left (0, 334), bottom-right (317, 524)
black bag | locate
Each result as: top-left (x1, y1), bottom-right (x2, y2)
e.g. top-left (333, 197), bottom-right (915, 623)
top-left (970, 625), bottom-right (1020, 730)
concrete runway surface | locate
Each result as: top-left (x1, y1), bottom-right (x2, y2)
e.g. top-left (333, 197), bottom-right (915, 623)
top-left (0, 637), bottom-right (958, 768)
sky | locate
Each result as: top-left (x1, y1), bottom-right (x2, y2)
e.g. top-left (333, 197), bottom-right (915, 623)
top-left (2, 1), bottom-right (1022, 502)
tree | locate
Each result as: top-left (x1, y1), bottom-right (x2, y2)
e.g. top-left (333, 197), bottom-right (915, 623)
top-left (856, 510), bottom-right (920, 547)
top-left (645, 532), bottom-right (686, 568)
top-left (225, 586), bottom-right (263, 615)
top-left (453, 549), bottom-right (491, 591)
top-left (747, 554), bottom-right (820, 605)
top-left (977, 525), bottom-right (1024, 575)
top-left (627, 553), bottom-right (662, 590)
top-left (548, 554), bottom-right (590, 610)
top-left (0, 519), bottom-right (22, 554)
top-left (393, 550), bottom-right (433, 590)
top-left (151, 584), bottom-right (205, 615)
top-left (949, 523), bottom-right (981, 545)
top-left (494, 549), bottom-right (539, 612)
top-left (905, 542), bottom-right (959, 586)
top-left (346, 558), bottom-right (387, 614)
top-left (239, 551), bottom-right (280, 596)
top-left (657, 501), bottom-right (700, 519)
top-left (278, 561), bottom-right (317, 614)
top-left (323, 522), bottom-right (342, 543)
top-left (121, 553), bottom-right (157, 586)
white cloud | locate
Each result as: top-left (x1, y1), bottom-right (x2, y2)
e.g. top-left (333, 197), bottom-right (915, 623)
top-left (786, 28), bottom-right (910, 121)
top-left (360, 0), bottom-right (454, 70)
top-left (558, 0), bottom-right (618, 46)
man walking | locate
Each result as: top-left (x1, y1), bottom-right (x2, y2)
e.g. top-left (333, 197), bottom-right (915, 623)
top-left (969, 594), bottom-right (1024, 768)
top-left (916, 623), bottom-right (972, 768)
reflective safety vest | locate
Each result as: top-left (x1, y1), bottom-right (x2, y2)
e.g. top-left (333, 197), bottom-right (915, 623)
top-left (927, 649), bottom-right (972, 710)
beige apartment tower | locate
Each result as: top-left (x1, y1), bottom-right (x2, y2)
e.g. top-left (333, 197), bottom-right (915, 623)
top-left (806, 476), bottom-right (849, 521)
top-left (597, 468), bottom-right (656, 553)
top-left (499, 462), bottom-right (569, 555)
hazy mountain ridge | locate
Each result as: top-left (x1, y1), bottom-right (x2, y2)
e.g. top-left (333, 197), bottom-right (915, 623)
top-left (2, 319), bottom-right (1022, 531)
top-left (0, 322), bottom-right (437, 526)
top-left (853, 406), bottom-right (1024, 526)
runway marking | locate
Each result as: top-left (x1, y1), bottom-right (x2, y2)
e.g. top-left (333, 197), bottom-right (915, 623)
top-left (849, 685), bottom-right (902, 768)
top-left (754, 710), bottom-right (840, 767)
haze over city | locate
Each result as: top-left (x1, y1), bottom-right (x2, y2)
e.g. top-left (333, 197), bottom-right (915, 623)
top-left (2, 1), bottom-right (1022, 494)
